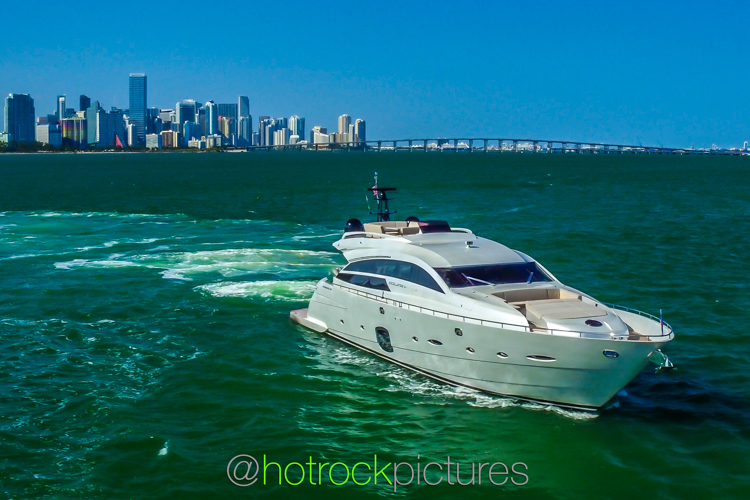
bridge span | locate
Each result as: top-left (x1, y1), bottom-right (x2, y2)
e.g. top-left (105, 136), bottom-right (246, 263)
top-left (238, 138), bottom-right (739, 155)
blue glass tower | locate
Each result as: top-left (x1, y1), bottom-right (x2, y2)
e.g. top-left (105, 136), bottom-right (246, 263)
top-left (4, 93), bottom-right (36, 143)
top-left (128, 73), bottom-right (147, 145)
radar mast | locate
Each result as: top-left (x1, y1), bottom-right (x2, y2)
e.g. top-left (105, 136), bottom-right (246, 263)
top-left (367, 172), bottom-right (396, 222)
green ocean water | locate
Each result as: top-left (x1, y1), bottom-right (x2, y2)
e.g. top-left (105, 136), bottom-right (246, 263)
top-left (1, 152), bottom-right (748, 499)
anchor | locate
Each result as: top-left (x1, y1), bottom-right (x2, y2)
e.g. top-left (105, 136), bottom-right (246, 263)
top-left (648, 349), bottom-right (675, 373)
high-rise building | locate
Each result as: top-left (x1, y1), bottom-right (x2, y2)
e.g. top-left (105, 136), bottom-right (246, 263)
top-left (146, 133), bottom-right (162, 150)
top-left (146, 107), bottom-right (160, 134)
top-left (160, 130), bottom-right (179, 149)
top-left (218, 103), bottom-right (238, 144)
top-left (60, 115), bottom-right (87, 149)
top-left (348, 124), bottom-right (355, 144)
top-left (219, 116), bottom-right (235, 143)
top-left (258, 116), bottom-right (271, 146)
top-left (80, 95), bottom-right (91, 113)
top-left (310, 125), bottom-right (327, 144)
top-left (197, 107), bottom-right (206, 137)
top-left (4, 94), bottom-right (36, 143)
top-left (36, 123), bottom-right (62, 147)
top-left (217, 103), bottom-right (237, 122)
top-left (128, 73), bottom-right (147, 144)
top-left (86, 101), bottom-right (126, 148)
top-left (273, 127), bottom-right (290, 146)
top-left (313, 130), bottom-right (329, 144)
top-left (289, 115), bottom-right (305, 142)
top-left (205, 101), bottom-right (219, 136)
top-left (238, 117), bottom-right (251, 147)
top-left (338, 114), bottom-right (351, 136)
top-left (261, 118), bottom-right (277, 147)
top-left (127, 123), bottom-right (136, 146)
top-left (175, 100), bottom-right (197, 128)
top-left (238, 96), bottom-right (251, 147)
top-left (238, 96), bottom-right (249, 119)
top-left (182, 121), bottom-right (201, 146)
top-left (355, 119), bottom-right (366, 144)
top-left (158, 109), bottom-right (174, 126)
top-left (744, 141), bottom-right (749, 151)
top-left (56, 95), bottom-right (67, 121)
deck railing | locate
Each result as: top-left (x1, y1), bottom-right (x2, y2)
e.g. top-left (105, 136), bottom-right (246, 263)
top-left (333, 282), bottom-right (674, 341)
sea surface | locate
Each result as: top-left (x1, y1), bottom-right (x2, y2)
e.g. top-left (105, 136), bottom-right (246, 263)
top-left (0, 152), bottom-right (748, 499)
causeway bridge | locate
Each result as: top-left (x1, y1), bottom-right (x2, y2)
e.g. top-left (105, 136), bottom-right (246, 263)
top-left (241, 138), bottom-right (741, 155)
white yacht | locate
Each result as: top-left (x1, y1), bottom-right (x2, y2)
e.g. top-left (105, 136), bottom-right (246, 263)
top-left (291, 180), bottom-right (674, 411)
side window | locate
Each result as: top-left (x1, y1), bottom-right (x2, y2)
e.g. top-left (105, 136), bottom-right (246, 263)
top-left (336, 272), bottom-right (390, 291)
top-left (343, 259), bottom-right (443, 293)
top-left (409, 265), bottom-right (444, 293)
top-left (345, 260), bottom-right (379, 274)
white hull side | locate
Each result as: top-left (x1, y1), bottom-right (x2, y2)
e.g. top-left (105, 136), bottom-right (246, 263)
top-left (297, 283), bottom-right (668, 410)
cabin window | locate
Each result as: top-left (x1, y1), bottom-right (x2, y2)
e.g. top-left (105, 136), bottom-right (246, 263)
top-left (434, 262), bottom-right (553, 288)
top-left (375, 327), bottom-right (393, 352)
top-left (343, 259), bottom-right (444, 293)
top-left (526, 355), bottom-right (557, 362)
top-left (335, 272), bottom-right (390, 291)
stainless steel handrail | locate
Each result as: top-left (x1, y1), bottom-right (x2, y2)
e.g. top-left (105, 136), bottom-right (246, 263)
top-left (602, 302), bottom-right (674, 336)
top-left (332, 282), bottom-right (674, 341)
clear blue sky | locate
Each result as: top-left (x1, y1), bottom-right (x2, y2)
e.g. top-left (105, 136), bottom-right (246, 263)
top-left (2, 0), bottom-right (748, 147)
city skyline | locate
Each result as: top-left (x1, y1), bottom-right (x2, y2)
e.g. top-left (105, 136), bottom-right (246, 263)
top-left (1, 1), bottom-right (749, 148)
top-left (1, 70), bottom-right (368, 150)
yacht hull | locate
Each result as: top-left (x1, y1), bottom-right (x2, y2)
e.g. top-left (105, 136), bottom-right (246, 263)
top-left (292, 283), bottom-right (669, 410)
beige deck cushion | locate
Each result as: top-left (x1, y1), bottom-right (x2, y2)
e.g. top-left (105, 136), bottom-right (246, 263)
top-left (525, 299), bottom-right (606, 320)
top-left (363, 223), bottom-right (384, 234)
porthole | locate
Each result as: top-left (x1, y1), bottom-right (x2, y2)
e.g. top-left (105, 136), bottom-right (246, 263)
top-left (526, 355), bottom-right (557, 362)
top-left (497, 352), bottom-right (509, 358)
top-left (412, 336), bottom-right (418, 342)
top-left (466, 347), bottom-right (475, 353)
top-left (585, 319), bottom-right (603, 327)
top-left (375, 327), bottom-right (393, 353)
top-left (379, 307), bottom-right (385, 315)
top-left (603, 350), bottom-right (619, 358)
top-left (428, 339), bottom-right (443, 346)
top-left (455, 328), bottom-right (463, 336)
top-left (360, 325), bottom-right (365, 330)
top-left (340, 319), bottom-right (344, 324)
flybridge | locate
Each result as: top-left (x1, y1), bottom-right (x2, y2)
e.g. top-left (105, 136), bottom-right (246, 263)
top-left (343, 173), bottom-right (460, 238)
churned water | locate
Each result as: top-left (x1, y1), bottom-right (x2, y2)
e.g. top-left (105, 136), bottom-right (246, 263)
top-left (0, 152), bottom-right (748, 499)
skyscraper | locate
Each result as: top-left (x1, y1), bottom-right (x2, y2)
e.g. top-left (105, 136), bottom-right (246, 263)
top-left (205, 101), bottom-right (219, 136)
top-left (146, 107), bottom-right (160, 134)
top-left (238, 96), bottom-right (251, 147)
top-left (4, 93), bottom-right (36, 143)
top-left (80, 95), bottom-right (91, 113)
top-left (128, 73), bottom-right (147, 145)
top-left (338, 114), bottom-right (351, 136)
top-left (289, 115), bottom-right (305, 142)
top-left (258, 116), bottom-right (271, 146)
top-left (355, 119), bottom-right (366, 144)
top-left (57, 95), bottom-right (66, 121)
top-left (175, 100), bottom-right (196, 128)
top-left (87, 101), bottom-right (126, 148)
top-left (238, 96), bottom-right (250, 119)
top-left (217, 103), bottom-right (238, 144)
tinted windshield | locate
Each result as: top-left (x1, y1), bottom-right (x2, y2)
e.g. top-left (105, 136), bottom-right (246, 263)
top-left (434, 262), bottom-right (552, 288)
